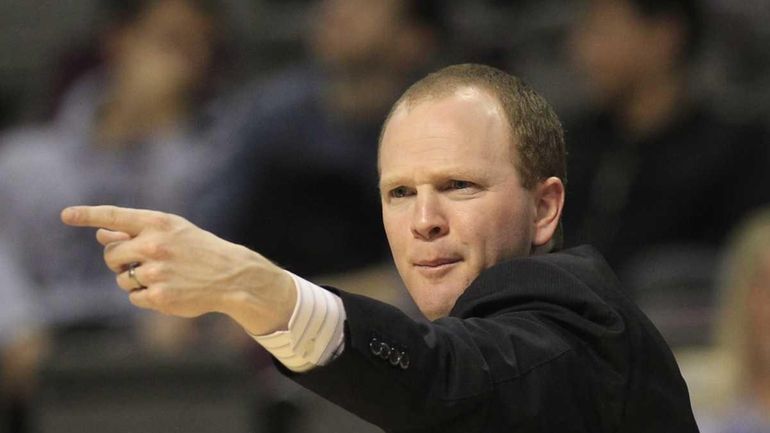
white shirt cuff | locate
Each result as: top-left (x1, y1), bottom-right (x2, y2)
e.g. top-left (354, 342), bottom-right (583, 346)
top-left (249, 272), bottom-right (346, 372)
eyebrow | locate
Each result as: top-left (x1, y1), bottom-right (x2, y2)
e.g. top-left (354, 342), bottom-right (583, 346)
top-left (379, 165), bottom-right (488, 190)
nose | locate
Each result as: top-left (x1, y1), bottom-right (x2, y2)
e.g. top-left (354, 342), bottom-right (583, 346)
top-left (411, 191), bottom-right (448, 241)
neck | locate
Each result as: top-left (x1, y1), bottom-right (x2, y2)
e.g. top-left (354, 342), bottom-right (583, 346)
top-left (617, 68), bottom-right (686, 139)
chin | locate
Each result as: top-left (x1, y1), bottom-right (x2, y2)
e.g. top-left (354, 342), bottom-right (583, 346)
top-left (420, 306), bottom-right (448, 322)
top-left (414, 290), bottom-right (463, 321)
top-left (407, 276), bottom-right (474, 321)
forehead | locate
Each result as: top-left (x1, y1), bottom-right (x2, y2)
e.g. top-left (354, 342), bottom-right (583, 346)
top-left (379, 87), bottom-right (517, 181)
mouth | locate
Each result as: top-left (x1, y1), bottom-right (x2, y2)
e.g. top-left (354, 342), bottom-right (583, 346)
top-left (413, 257), bottom-right (462, 277)
top-left (414, 258), bottom-right (462, 268)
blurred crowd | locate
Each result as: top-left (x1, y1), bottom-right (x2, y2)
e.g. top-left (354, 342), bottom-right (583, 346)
top-left (1, 0), bottom-right (769, 432)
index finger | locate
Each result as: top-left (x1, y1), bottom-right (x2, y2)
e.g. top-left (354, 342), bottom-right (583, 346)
top-left (61, 205), bottom-right (156, 236)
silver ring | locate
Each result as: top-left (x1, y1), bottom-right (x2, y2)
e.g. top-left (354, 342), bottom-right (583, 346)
top-left (127, 262), bottom-right (146, 289)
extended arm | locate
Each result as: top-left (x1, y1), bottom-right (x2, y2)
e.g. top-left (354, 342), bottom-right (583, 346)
top-left (60, 206), bottom-right (629, 433)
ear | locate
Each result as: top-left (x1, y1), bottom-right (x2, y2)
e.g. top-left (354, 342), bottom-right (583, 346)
top-left (531, 177), bottom-right (565, 250)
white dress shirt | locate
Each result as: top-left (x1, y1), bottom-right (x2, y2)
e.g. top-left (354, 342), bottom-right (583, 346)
top-left (250, 272), bottom-right (346, 372)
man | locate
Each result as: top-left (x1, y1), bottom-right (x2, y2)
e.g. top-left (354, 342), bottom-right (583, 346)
top-left (565, 0), bottom-right (770, 347)
top-left (1, 1), bottom-right (224, 430)
top-left (566, 0), bottom-right (770, 275)
top-left (61, 64), bottom-right (698, 432)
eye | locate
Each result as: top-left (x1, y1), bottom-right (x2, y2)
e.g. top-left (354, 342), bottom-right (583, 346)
top-left (390, 186), bottom-right (412, 198)
top-left (449, 180), bottom-right (474, 190)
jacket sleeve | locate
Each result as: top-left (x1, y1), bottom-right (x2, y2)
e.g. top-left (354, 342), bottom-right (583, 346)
top-left (276, 257), bottom-right (631, 432)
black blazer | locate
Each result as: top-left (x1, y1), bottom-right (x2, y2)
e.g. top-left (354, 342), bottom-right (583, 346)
top-left (282, 246), bottom-right (699, 432)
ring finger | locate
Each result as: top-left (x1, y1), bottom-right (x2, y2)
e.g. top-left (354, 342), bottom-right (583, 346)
top-left (103, 240), bottom-right (145, 273)
top-left (116, 263), bottom-right (148, 293)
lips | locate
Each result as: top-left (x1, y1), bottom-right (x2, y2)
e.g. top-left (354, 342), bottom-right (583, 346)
top-left (414, 258), bottom-right (462, 267)
top-left (412, 257), bottom-right (462, 279)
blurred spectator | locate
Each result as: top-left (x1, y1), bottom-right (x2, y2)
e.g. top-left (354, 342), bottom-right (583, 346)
top-left (0, 0), bottom-right (223, 334)
top-left (197, 0), bottom-right (446, 279)
top-left (0, 0), bottom-right (233, 430)
top-left (562, 0), bottom-right (770, 314)
top-left (0, 240), bottom-right (47, 433)
top-left (687, 208), bottom-right (770, 432)
top-left (700, 0), bottom-right (770, 124)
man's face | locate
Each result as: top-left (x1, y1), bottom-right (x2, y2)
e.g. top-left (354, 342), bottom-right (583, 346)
top-left (379, 87), bottom-right (538, 320)
top-left (111, 0), bottom-right (215, 100)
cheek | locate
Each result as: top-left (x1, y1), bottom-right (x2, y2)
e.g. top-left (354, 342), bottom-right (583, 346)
top-left (382, 208), bottom-right (398, 238)
top-left (382, 210), bottom-right (408, 261)
top-left (476, 203), bottom-right (532, 263)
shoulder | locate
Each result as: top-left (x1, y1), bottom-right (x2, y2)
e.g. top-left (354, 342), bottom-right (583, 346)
top-left (450, 246), bottom-right (621, 318)
top-left (448, 246), bottom-right (641, 372)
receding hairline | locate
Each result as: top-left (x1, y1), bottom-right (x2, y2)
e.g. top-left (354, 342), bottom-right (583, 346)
top-left (378, 83), bottom-right (519, 173)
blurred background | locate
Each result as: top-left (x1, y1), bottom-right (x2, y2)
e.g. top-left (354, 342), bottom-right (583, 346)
top-left (1, 0), bottom-right (769, 432)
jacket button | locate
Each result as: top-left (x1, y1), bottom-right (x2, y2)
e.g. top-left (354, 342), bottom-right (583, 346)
top-left (388, 349), bottom-right (402, 366)
top-left (369, 337), bottom-right (382, 356)
top-left (378, 342), bottom-right (391, 360)
top-left (399, 353), bottom-right (410, 370)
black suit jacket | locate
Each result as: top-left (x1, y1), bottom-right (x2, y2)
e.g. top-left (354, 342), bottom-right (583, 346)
top-left (282, 246), bottom-right (699, 432)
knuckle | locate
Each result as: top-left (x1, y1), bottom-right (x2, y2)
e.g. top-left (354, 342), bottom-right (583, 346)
top-left (106, 206), bottom-right (120, 227)
top-left (142, 241), bottom-right (170, 260)
top-left (116, 275), bottom-right (130, 291)
top-left (129, 296), bottom-right (140, 307)
top-left (148, 285), bottom-right (171, 306)
top-left (142, 264), bottom-right (165, 284)
top-left (146, 286), bottom-right (160, 302)
top-left (103, 242), bottom-right (118, 256)
top-left (103, 252), bottom-right (121, 272)
top-left (149, 213), bottom-right (174, 231)
top-left (128, 291), bottom-right (145, 307)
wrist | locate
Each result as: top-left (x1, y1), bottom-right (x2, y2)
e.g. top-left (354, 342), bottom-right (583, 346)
top-left (221, 249), bottom-right (297, 336)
